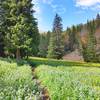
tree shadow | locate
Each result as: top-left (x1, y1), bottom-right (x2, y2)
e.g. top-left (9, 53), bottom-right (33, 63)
top-left (28, 58), bottom-right (100, 68)
top-left (0, 57), bottom-right (28, 66)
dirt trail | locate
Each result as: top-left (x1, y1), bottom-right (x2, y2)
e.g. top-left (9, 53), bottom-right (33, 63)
top-left (32, 67), bottom-right (50, 100)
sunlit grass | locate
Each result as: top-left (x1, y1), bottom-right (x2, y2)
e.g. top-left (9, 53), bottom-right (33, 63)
top-left (28, 57), bottom-right (100, 67)
top-left (0, 59), bottom-right (41, 100)
top-left (35, 65), bottom-right (100, 99)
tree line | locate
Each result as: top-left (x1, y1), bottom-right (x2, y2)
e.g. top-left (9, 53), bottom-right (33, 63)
top-left (39, 14), bottom-right (100, 62)
top-left (0, 0), bottom-right (100, 62)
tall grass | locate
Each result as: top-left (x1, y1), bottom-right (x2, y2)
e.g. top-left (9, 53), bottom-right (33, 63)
top-left (0, 59), bottom-right (41, 100)
top-left (35, 65), bottom-right (100, 100)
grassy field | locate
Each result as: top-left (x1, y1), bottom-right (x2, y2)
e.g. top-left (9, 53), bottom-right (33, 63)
top-left (35, 65), bottom-right (100, 100)
top-left (1, 57), bottom-right (100, 100)
top-left (28, 57), bottom-right (100, 67)
top-left (0, 58), bottom-right (41, 100)
top-left (28, 57), bottom-right (100, 99)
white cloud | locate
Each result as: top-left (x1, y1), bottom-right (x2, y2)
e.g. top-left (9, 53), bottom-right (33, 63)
top-left (92, 4), bottom-right (100, 10)
top-left (32, 0), bottom-right (66, 32)
top-left (32, 0), bottom-right (39, 5)
top-left (43, 0), bottom-right (53, 4)
top-left (51, 4), bottom-right (66, 14)
top-left (76, 0), bottom-right (100, 7)
top-left (75, 0), bottom-right (100, 10)
top-left (32, 0), bottom-right (41, 14)
top-left (32, 0), bottom-right (43, 32)
top-left (32, 0), bottom-right (41, 20)
top-left (75, 10), bottom-right (85, 14)
top-left (32, 0), bottom-right (66, 15)
top-left (42, 0), bottom-right (66, 14)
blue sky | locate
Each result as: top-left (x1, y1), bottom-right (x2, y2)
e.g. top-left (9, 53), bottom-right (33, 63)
top-left (32, 0), bottom-right (100, 32)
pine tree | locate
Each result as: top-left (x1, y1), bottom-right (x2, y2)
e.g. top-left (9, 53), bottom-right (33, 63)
top-left (38, 33), bottom-right (47, 57)
top-left (83, 20), bottom-right (97, 62)
top-left (68, 25), bottom-right (77, 51)
top-left (46, 31), bottom-right (51, 46)
top-left (96, 13), bottom-right (100, 19)
top-left (96, 13), bottom-right (100, 28)
top-left (76, 24), bottom-right (83, 55)
top-left (3, 0), bottom-right (39, 59)
top-left (0, 0), bottom-right (4, 56)
top-left (47, 14), bottom-right (64, 59)
top-left (0, 0), bottom-right (8, 57)
top-left (38, 31), bottom-right (51, 57)
top-left (23, 0), bottom-right (40, 56)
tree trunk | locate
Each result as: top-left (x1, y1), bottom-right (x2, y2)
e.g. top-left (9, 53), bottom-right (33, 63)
top-left (16, 48), bottom-right (21, 60)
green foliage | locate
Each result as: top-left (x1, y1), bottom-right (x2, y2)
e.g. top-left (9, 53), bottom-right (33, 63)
top-left (0, 0), bottom-right (6, 56)
top-left (83, 20), bottom-right (97, 62)
top-left (96, 13), bottom-right (100, 28)
top-left (66, 24), bottom-right (83, 52)
top-left (0, 0), bottom-right (39, 59)
top-left (64, 15), bottom-right (100, 63)
top-left (35, 65), bottom-right (100, 100)
top-left (0, 58), bottom-right (41, 99)
top-left (47, 14), bottom-right (64, 59)
top-left (38, 31), bottom-right (51, 57)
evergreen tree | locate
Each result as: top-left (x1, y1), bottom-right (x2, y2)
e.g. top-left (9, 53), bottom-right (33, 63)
top-left (96, 13), bottom-right (100, 19)
top-left (3, 0), bottom-right (39, 59)
top-left (38, 31), bottom-right (51, 57)
top-left (76, 24), bottom-right (83, 55)
top-left (47, 14), bottom-right (64, 59)
top-left (38, 33), bottom-right (47, 57)
top-left (0, 0), bottom-right (7, 56)
top-left (68, 25), bottom-right (78, 51)
top-left (46, 31), bottom-right (51, 46)
top-left (96, 13), bottom-right (100, 28)
top-left (83, 21), bottom-right (97, 62)
top-left (0, 0), bottom-right (4, 56)
top-left (62, 29), bottom-right (69, 52)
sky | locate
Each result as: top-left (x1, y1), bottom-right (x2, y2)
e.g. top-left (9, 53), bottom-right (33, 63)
top-left (32, 0), bottom-right (100, 32)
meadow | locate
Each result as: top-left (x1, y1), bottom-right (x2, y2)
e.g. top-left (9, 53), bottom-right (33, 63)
top-left (28, 57), bottom-right (100, 100)
top-left (0, 57), bottom-right (100, 100)
top-left (0, 58), bottom-right (42, 100)
top-left (28, 57), bottom-right (100, 67)
top-left (35, 65), bottom-right (100, 100)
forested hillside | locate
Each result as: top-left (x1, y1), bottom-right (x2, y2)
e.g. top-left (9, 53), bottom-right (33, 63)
top-left (39, 14), bottom-right (100, 62)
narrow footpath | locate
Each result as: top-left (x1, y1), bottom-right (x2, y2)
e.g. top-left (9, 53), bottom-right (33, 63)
top-left (32, 67), bottom-right (50, 100)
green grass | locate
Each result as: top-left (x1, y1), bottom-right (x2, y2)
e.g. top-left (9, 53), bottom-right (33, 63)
top-left (0, 58), bottom-right (41, 100)
top-left (35, 65), bottom-right (100, 100)
top-left (28, 57), bottom-right (100, 67)
top-left (1, 57), bottom-right (100, 99)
